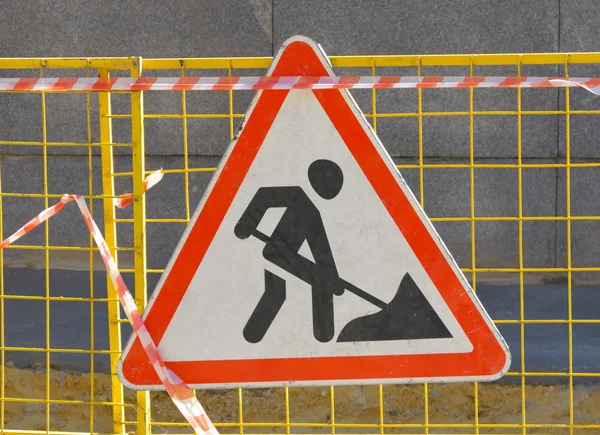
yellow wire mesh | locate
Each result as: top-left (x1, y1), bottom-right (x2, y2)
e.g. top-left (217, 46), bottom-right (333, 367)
top-left (0, 53), bottom-right (599, 435)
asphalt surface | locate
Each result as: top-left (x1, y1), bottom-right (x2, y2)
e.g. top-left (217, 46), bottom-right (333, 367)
top-left (3, 267), bottom-right (600, 384)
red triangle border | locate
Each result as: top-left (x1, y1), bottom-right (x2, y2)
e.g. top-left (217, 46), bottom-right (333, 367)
top-left (118, 37), bottom-right (510, 389)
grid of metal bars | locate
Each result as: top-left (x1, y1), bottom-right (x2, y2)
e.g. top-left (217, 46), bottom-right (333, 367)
top-left (0, 53), bottom-right (599, 435)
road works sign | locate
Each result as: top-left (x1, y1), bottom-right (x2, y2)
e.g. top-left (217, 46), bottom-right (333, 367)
top-left (118, 36), bottom-right (510, 390)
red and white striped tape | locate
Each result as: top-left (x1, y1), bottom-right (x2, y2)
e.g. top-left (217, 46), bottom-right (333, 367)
top-left (0, 170), bottom-right (218, 435)
top-left (0, 76), bottom-right (599, 95)
top-left (115, 169), bottom-right (164, 209)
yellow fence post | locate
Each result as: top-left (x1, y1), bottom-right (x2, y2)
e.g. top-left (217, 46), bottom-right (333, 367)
top-left (99, 66), bottom-right (126, 435)
top-left (130, 56), bottom-right (151, 435)
top-left (565, 56), bottom-right (575, 435)
top-left (0, 155), bottom-right (4, 435)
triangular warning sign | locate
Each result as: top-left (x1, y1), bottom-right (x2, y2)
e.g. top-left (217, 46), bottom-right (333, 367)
top-left (118, 36), bottom-right (510, 390)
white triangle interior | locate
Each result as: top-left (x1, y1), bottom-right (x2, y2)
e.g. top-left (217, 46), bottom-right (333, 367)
top-left (157, 90), bottom-right (473, 362)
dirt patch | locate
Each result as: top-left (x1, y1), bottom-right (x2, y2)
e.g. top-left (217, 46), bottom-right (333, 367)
top-left (2, 366), bottom-right (600, 434)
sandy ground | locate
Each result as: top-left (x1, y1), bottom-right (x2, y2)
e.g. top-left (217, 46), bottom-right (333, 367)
top-left (2, 366), bottom-right (600, 435)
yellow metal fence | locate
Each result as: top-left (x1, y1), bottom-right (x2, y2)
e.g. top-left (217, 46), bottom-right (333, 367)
top-left (1, 53), bottom-right (600, 435)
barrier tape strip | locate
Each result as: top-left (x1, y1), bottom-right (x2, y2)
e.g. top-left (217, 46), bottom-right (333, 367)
top-left (0, 169), bottom-right (219, 435)
top-left (0, 76), bottom-right (598, 95)
top-left (115, 169), bottom-right (164, 209)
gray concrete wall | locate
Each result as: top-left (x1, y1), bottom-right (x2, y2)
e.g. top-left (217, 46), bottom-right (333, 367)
top-left (1, 0), bottom-right (600, 377)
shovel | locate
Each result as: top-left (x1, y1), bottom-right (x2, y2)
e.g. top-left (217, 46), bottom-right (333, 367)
top-left (249, 229), bottom-right (452, 342)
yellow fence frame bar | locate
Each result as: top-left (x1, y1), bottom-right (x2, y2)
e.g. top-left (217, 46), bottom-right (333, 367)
top-left (98, 66), bottom-right (126, 435)
top-left (141, 52), bottom-right (600, 70)
top-left (128, 57), bottom-right (152, 435)
top-left (0, 58), bottom-right (136, 70)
